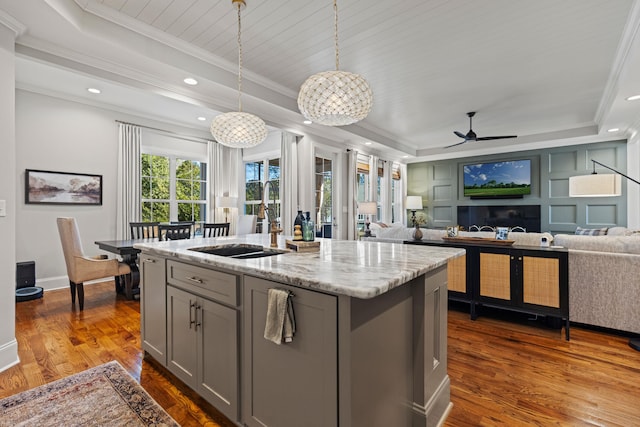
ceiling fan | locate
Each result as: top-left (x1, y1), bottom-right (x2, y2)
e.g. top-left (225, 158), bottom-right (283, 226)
top-left (446, 112), bottom-right (517, 148)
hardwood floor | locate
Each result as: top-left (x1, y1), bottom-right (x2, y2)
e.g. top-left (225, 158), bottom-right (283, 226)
top-left (2, 282), bottom-right (639, 426)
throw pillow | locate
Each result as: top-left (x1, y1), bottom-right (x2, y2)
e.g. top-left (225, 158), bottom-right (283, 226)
top-left (575, 226), bottom-right (608, 236)
top-left (606, 227), bottom-right (628, 236)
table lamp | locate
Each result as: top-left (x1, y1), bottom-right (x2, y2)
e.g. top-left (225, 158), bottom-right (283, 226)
top-left (405, 196), bottom-right (423, 240)
top-left (216, 195), bottom-right (238, 223)
top-left (358, 202), bottom-right (377, 237)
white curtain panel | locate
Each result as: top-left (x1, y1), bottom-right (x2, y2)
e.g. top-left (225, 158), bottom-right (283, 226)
top-left (380, 160), bottom-right (392, 224)
top-left (368, 155), bottom-right (379, 204)
top-left (347, 149), bottom-right (358, 240)
top-left (397, 163), bottom-right (408, 226)
top-left (209, 142), bottom-right (242, 234)
top-left (280, 132), bottom-right (299, 237)
top-left (226, 146), bottom-right (243, 234)
top-left (116, 123), bottom-right (141, 240)
top-left (297, 136), bottom-right (315, 221)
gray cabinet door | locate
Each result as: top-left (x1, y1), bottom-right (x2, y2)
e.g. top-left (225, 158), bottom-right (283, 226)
top-left (140, 254), bottom-right (167, 365)
top-left (167, 285), bottom-right (198, 388)
top-left (243, 276), bottom-right (338, 427)
top-left (198, 297), bottom-right (238, 421)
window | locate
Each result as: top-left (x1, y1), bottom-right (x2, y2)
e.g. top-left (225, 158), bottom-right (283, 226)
top-left (315, 155), bottom-right (332, 238)
top-left (141, 153), bottom-right (207, 233)
top-left (245, 157), bottom-right (280, 232)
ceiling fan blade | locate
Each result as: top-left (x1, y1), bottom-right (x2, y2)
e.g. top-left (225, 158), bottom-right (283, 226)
top-left (453, 131), bottom-right (467, 139)
top-left (476, 135), bottom-right (517, 141)
top-left (444, 140), bottom-right (469, 149)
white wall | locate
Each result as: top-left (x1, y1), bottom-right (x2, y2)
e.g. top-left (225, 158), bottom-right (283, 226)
top-left (0, 21), bottom-right (18, 372)
top-left (15, 90), bottom-right (212, 291)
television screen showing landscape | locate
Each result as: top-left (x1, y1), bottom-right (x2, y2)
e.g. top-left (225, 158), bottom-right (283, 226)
top-left (463, 160), bottom-right (531, 197)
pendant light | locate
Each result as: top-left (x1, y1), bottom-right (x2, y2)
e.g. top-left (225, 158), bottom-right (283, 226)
top-left (210, 0), bottom-right (267, 148)
top-left (297, 0), bottom-right (373, 126)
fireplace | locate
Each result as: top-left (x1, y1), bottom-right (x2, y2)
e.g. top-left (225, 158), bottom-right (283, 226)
top-left (457, 205), bottom-right (541, 232)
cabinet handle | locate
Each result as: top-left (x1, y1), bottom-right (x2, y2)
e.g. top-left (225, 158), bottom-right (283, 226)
top-left (143, 258), bottom-right (156, 263)
top-left (187, 276), bottom-right (204, 284)
top-left (189, 301), bottom-right (196, 329)
top-left (195, 304), bottom-right (202, 331)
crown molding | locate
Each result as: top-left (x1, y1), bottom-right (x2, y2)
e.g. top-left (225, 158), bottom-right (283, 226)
top-left (595, 0), bottom-right (640, 126)
top-left (0, 10), bottom-right (26, 38)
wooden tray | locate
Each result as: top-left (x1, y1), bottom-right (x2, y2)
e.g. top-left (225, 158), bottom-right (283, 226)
top-left (442, 236), bottom-right (515, 246)
top-left (285, 239), bottom-right (321, 252)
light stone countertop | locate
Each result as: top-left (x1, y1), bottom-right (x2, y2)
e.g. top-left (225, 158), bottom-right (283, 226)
top-left (135, 234), bottom-right (465, 299)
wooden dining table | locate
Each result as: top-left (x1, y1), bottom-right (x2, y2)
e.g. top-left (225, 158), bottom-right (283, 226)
top-left (95, 238), bottom-right (158, 300)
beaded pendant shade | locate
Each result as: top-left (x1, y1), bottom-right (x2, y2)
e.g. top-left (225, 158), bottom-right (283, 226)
top-left (211, 0), bottom-right (267, 148)
top-left (297, 0), bottom-right (373, 126)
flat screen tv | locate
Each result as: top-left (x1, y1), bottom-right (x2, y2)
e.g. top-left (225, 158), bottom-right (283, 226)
top-left (463, 159), bottom-right (531, 198)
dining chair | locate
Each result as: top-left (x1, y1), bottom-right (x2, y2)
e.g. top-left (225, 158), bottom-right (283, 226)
top-left (158, 223), bottom-right (192, 240)
top-left (57, 217), bottom-right (131, 311)
top-left (202, 222), bottom-right (230, 237)
top-left (237, 215), bottom-right (258, 235)
top-left (129, 221), bottom-right (159, 239)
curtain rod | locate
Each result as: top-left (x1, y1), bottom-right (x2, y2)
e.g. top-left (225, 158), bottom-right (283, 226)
top-left (115, 120), bottom-right (213, 145)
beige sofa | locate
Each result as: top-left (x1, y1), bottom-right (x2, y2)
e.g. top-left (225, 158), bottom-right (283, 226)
top-left (553, 232), bottom-right (640, 334)
top-left (367, 224), bottom-right (640, 334)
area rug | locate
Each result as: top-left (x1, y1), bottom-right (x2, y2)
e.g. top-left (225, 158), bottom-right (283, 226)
top-left (0, 361), bottom-right (178, 426)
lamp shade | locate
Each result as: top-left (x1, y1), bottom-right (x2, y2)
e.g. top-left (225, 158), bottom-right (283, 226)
top-left (358, 202), bottom-right (377, 215)
top-left (216, 196), bottom-right (238, 208)
top-left (298, 70), bottom-right (373, 126)
top-left (405, 196), bottom-right (423, 210)
top-left (569, 174), bottom-right (622, 197)
top-left (210, 112), bottom-right (267, 149)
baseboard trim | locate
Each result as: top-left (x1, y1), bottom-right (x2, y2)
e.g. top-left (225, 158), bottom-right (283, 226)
top-left (0, 338), bottom-right (19, 374)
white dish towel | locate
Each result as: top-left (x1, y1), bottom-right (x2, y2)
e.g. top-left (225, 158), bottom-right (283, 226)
top-left (264, 288), bottom-right (296, 344)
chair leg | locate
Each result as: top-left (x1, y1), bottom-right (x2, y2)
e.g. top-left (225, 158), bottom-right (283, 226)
top-left (123, 274), bottom-right (133, 300)
top-left (77, 283), bottom-right (85, 311)
top-left (70, 281), bottom-right (76, 306)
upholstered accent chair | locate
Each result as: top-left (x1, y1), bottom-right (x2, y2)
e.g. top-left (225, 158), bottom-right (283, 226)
top-left (237, 215), bottom-right (258, 235)
top-left (57, 217), bottom-right (131, 310)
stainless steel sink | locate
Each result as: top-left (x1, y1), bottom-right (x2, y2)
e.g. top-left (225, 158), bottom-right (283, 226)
top-left (188, 244), bottom-right (287, 259)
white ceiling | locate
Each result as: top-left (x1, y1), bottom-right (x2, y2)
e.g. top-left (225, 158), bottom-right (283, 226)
top-left (2, 0), bottom-right (640, 162)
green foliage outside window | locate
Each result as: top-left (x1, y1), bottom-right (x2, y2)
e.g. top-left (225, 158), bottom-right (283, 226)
top-left (141, 154), bottom-right (206, 224)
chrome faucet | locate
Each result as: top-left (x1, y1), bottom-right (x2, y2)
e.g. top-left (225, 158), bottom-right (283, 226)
top-left (257, 180), bottom-right (282, 247)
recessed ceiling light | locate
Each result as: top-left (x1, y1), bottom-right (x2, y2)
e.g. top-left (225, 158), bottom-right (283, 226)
top-left (183, 77), bottom-right (198, 86)
top-left (607, 128), bottom-right (620, 133)
top-left (364, 141), bottom-right (372, 145)
top-left (626, 95), bottom-right (640, 101)
top-left (87, 88), bottom-right (101, 94)
top-left (403, 155), bottom-right (409, 158)
top-left (303, 120), bottom-right (312, 125)
top-left (197, 116), bottom-right (206, 121)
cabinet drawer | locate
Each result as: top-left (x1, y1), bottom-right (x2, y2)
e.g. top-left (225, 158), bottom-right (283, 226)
top-left (167, 260), bottom-right (238, 306)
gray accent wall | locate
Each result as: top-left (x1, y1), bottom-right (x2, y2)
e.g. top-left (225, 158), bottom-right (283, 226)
top-left (407, 140), bottom-right (627, 234)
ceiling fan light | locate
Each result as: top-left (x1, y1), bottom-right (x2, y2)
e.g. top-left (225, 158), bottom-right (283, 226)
top-left (210, 111), bottom-right (267, 148)
top-left (298, 70), bottom-right (373, 126)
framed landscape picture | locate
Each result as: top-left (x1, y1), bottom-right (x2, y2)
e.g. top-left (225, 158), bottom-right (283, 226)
top-left (25, 169), bottom-right (103, 205)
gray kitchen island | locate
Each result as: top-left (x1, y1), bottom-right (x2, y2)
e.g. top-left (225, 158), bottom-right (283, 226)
top-left (135, 235), bottom-right (464, 427)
